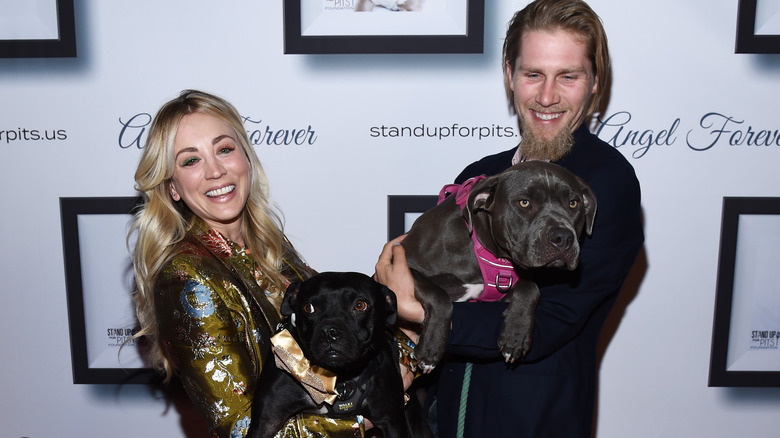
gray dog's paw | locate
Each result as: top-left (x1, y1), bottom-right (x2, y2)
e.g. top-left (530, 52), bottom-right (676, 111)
top-left (413, 341), bottom-right (443, 373)
top-left (497, 327), bottom-right (532, 363)
top-left (415, 353), bottom-right (441, 374)
top-left (419, 362), bottom-right (437, 374)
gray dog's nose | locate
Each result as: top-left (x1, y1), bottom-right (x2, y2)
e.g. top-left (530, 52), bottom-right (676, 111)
top-left (548, 228), bottom-right (574, 250)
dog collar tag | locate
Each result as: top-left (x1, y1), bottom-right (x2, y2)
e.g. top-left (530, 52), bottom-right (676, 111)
top-left (336, 381), bottom-right (356, 400)
top-left (329, 380), bottom-right (365, 415)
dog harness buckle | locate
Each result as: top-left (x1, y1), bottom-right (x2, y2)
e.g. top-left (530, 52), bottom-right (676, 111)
top-left (495, 273), bottom-right (513, 293)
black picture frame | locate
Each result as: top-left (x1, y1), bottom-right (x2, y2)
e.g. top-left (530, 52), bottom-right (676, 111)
top-left (283, 0), bottom-right (484, 54)
top-left (735, 0), bottom-right (780, 54)
top-left (709, 197), bottom-right (780, 387)
top-left (60, 197), bottom-right (159, 384)
top-left (387, 195), bottom-right (437, 240)
top-left (0, 0), bottom-right (76, 58)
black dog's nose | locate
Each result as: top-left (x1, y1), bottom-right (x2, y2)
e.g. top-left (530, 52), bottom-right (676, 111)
top-left (325, 327), bottom-right (341, 341)
top-left (548, 228), bottom-right (574, 250)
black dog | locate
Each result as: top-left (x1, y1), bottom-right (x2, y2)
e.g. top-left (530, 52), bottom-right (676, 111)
top-left (247, 271), bottom-right (431, 438)
top-left (401, 161), bottom-right (597, 371)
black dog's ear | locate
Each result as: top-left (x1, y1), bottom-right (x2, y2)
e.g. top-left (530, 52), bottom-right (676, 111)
top-left (380, 284), bottom-right (398, 326)
top-left (281, 282), bottom-right (302, 317)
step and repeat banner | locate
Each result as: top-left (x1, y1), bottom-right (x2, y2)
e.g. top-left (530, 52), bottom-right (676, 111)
top-left (1, 1), bottom-right (779, 437)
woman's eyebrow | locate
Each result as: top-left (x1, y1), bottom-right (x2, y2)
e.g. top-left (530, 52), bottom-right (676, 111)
top-left (212, 134), bottom-right (235, 145)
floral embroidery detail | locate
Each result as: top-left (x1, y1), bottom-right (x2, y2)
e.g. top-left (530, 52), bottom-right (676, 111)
top-left (205, 355), bottom-right (239, 386)
top-left (252, 328), bottom-right (262, 344)
top-left (181, 280), bottom-right (216, 318)
top-left (192, 332), bottom-right (220, 360)
top-left (232, 380), bottom-right (247, 395)
top-left (203, 228), bottom-right (233, 256)
top-left (213, 399), bottom-right (230, 415)
top-left (233, 245), bottom-right (250, 259)
top-left (230, 416), bottom-right (251, 438)
top-left (212, 368), bottom-right (227, 382)
top-left (174, 266), bottom-right (189, 281)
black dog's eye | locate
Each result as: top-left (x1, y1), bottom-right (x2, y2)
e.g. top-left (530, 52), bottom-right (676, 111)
top-left (303, 303), bottom-right (315, 314)
top-left (519, 199), bottom-right (530, 208)
top-left (353, 300), bottom-right (369, 312)
top-left (569, 200), bottom-right (578, 208)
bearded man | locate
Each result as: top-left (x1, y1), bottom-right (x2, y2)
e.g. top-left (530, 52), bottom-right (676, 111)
top-left (375, 1), bottom-right (645, 437)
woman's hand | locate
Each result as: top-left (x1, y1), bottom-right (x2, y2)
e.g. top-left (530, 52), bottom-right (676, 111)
top-left (399, 363), bottom-right (415, 391)
top-left (374, 235), bottom-right (424, 327)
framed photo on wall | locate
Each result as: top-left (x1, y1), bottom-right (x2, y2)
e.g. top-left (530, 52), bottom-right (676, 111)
top-left (735, 0), bottom-right (780, 54)
top-left (0, 0), bottom-right (76, 58)
top-left (709, 197), bottom-right (780, 387)
top-left (283, 0), bottom-right (484, 54)
top-left (387, 195), bottom-right (437, 240)
top-left (60, 197), bottom-right (158, 384)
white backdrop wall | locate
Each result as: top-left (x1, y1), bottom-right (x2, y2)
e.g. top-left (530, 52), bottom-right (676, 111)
top-left (2, 1), bottom-right (779, 437)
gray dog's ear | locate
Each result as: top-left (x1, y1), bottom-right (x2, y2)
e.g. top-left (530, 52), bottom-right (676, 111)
top-left (380, 284), bottom-right (398, 326)
top-left (464, 176), bottom-right (498, 233)
top-left (281, 282), bottom-right (302, 318)
top-left (580, 183), bottom-right (598, 236)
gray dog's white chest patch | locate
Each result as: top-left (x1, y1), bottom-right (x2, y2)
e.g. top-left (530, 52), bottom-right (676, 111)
top-left (456, 283), bottom-right (484, 302)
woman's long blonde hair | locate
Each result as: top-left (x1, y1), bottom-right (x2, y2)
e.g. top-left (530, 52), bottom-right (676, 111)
top-left (130, 89), bottom-right (288, 379)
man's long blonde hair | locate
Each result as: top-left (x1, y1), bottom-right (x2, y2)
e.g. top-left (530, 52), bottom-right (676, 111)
top-left (130, 89), bottom-right (288, 379)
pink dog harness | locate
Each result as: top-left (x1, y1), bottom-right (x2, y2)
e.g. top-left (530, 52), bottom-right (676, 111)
top-left (438, 177), bottom-right (519, 302)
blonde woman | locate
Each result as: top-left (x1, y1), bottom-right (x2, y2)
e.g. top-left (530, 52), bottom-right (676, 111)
top-left (130, 90), bottom-right (364, 438)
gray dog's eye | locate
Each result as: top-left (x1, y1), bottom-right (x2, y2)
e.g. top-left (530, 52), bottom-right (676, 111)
top-left (303, 303), bottom-right (315, 314)
top-left (353, 300), bottom-right (369, 312)
top-left (569, 200), bottom-right (579, 208)
top-left (519, 199), bottom-right (530, 208)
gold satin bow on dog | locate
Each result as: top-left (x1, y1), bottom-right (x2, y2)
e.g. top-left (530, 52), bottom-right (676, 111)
top-left (270, 328), bottom-right (339, 405)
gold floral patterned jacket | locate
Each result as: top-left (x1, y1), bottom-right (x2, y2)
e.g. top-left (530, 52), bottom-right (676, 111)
top-left (155, 220), bottom-right (364, 438)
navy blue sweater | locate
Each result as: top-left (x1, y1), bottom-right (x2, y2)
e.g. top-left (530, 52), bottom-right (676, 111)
top-left (428, 123), bottom-right (644, 438)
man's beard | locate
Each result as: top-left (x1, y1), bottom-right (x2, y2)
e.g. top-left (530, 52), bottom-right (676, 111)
top-left (517, 114), bottom-right (574, 162)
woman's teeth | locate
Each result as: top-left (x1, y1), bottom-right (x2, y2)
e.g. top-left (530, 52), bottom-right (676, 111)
top-left (206, 185), bottom-right (235, 197)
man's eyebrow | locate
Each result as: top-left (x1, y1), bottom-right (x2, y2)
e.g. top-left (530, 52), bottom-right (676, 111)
top-left (558, 67), bottom-right (588, 74)
top-left (517, 66), bottom-right (588, 74)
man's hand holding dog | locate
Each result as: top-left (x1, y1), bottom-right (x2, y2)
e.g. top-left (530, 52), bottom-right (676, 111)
top-left (375, 235), bottom-right (424, 330)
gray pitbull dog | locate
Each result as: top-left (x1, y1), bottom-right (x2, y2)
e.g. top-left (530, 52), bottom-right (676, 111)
top-left (401, 161), bottom-right (597, 372)
top-left (247, 272), bottom-right (432, 438)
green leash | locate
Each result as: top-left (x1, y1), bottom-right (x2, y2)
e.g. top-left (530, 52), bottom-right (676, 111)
top-left (456, 362), bottom-right (473, 438)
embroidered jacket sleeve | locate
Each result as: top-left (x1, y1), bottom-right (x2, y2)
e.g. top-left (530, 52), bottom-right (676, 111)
top-left (155, 242), bottom-right (362, 438)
